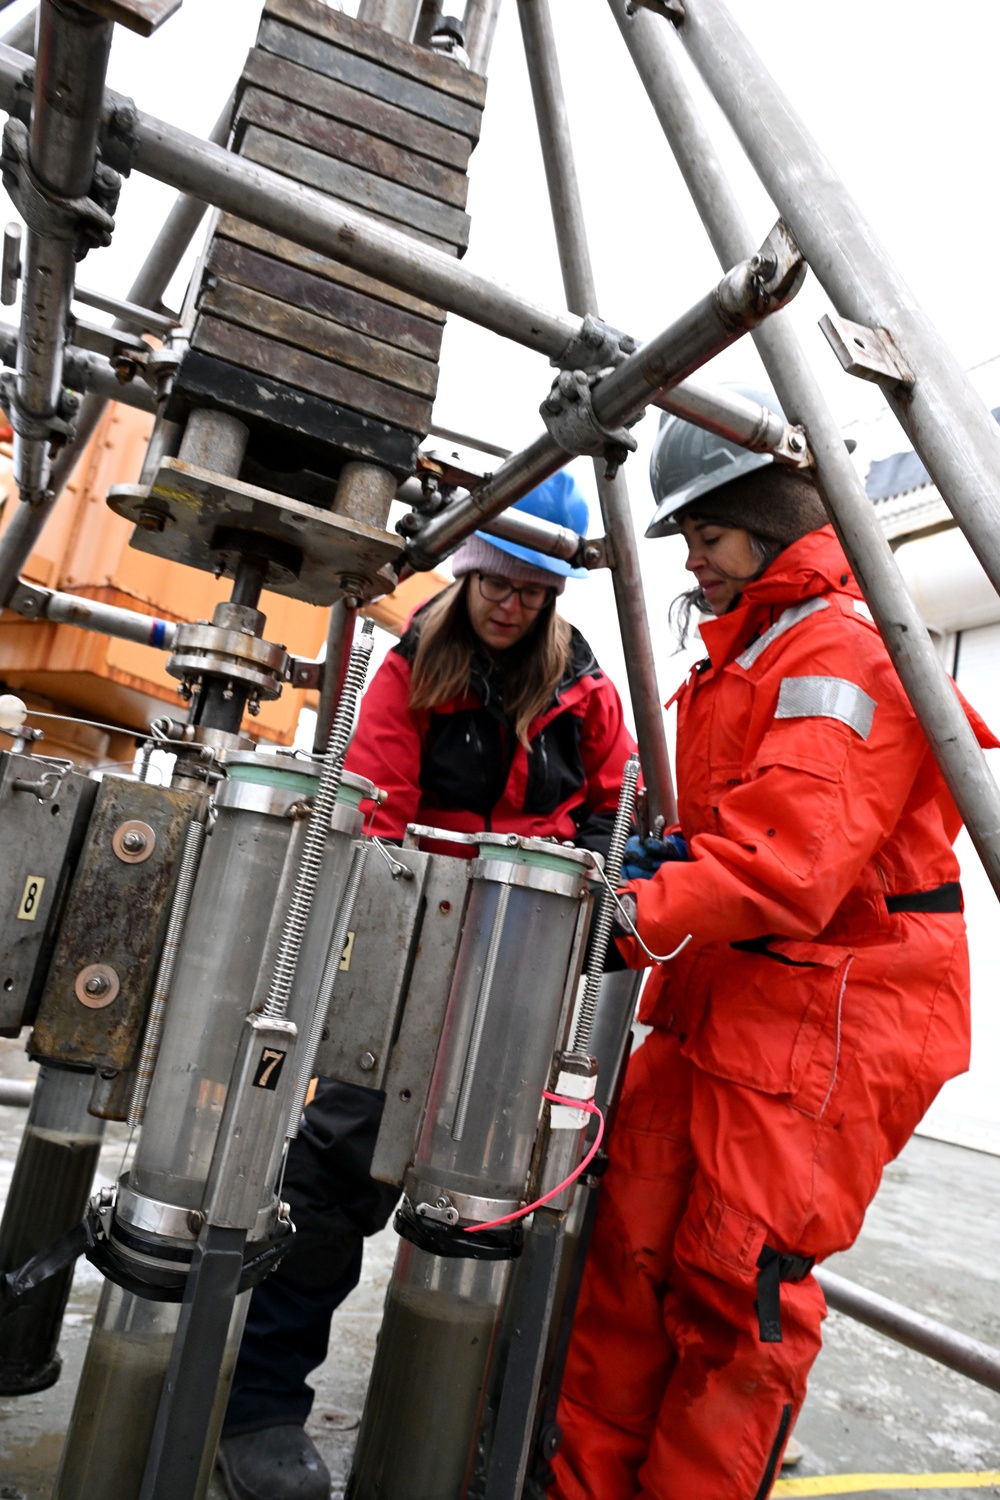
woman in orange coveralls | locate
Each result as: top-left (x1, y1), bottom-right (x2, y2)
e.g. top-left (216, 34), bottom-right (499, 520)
top-left (548, 401), bottom-right (996, 1500)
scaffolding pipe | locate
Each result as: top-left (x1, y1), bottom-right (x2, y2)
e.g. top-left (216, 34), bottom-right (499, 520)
top-left (464, 0), bottom-right (504, 73)
top-left (406, 240), bottom-right (805, 567)
top-left (606, 0), bottom-right (1000, 900)
top-left (0, 88), bottom-right (235, 610)
top-left (816, 1268), bottom-right (1000, 1397)
top-left (518, 0), bottom-right (676, 828)
top-left (674, 0), bottom-right (1000, 602)
top-left (9, 1), bottom-right (113, 503)
top-left (5, 579), bottom-right (177, 647)
top-left (355, 0), bottom-right (420, 36)
top-left (0, 321), bottom-right (158, 411)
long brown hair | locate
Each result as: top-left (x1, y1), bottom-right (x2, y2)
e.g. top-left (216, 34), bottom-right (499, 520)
top-left (409, 576), bottom-right (572, 747)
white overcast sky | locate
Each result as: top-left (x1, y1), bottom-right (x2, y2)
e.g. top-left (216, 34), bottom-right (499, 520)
top-left (1, 0), bottom-right (998, 709)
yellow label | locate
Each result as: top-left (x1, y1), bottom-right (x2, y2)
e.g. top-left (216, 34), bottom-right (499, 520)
top-left (340, 931), bottom-right (356, 972)
top-left (16, 875), bottom-right (45, 922)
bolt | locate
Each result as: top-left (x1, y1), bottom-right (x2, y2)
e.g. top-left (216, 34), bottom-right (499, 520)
top-left (121, 830), bottom-right (147, 854)
top-left (358, 1051), bottom-right (377, 1072)
top-left (582, 544), bottom-right (602, 567)
top-left (186, 1209), bottom-right (203, 1235)
top-left (787, 430), bottom-right (806, 453)
top-left (247, 696), bottom-right (261, 717)
top-left (137, 508), bottom-right (166, 533)
top-left (84, 974), bottom-right (110, 997)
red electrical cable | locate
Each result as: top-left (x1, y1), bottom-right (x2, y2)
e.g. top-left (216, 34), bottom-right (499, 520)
top-left (464, 1092), bottom-right (606, 1234)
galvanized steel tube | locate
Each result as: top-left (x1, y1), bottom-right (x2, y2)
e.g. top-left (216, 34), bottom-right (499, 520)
top-left (675, 0), bottom-right (1000, 602)
top-left (607, 0), bottom-right (1000, 898)
top-left (11, 1), bottom-right (112, 501)
top-left (0, 87), bottom-right (234, 610)
top-left (816, 1267), bottom-right (1000, 1395)
top-left (407, 252), bottom-right (804, 568)
top-left (518, 0), bottom-right (676, 826)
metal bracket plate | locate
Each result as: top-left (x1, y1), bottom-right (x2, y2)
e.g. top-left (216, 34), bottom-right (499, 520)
top-left (819, 312), bottom-right (915, 389)
top-left (0, 753), bottom-right (98, 1034)
top-left (30, 779), bottom-right (199, 1076)
top-left (313, 844), bottom-right (431, 1091)
top-left (108, 458), bottom-right (401, 605)
top-left (370, 852), bottom-right (472, 1186)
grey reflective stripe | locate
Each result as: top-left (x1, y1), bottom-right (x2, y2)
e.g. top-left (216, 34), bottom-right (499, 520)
top-left (735, 597), bottom-right (829, 670)
top-left (775, 676), bottom-right (877, 739)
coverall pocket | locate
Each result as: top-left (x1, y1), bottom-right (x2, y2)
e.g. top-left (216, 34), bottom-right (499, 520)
top-left (681, 940), bottom-right (853, 1115)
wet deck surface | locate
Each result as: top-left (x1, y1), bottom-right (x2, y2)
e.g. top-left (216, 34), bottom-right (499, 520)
top-left (2, 1035), bottom-right (999, 1499)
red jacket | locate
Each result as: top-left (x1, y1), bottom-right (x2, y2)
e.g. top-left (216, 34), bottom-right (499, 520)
top-left (344, 621), bottom-right (635, 851)
top-left (621, 526), bottom-right (996, 1089)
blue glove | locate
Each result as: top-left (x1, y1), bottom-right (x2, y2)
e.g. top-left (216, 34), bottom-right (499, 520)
top-left (620, 832), bottom-right (688, 883)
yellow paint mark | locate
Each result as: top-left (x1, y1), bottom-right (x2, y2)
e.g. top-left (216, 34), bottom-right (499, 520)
top-left (773, 1474), bottom-right (1000, 1496)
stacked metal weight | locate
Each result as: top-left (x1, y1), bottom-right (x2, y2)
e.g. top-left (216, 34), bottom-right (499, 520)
top-left (165, 0), bottom-right (485, 498)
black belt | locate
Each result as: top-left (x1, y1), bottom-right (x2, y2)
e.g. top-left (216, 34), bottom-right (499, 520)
top-left (755, 1244), bottom-right (814, 1343)
top-left (885, 881), bottom-right (962, 914)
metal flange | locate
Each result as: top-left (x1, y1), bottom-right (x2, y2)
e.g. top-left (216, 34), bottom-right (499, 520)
top-left (166, 622), bottom-right (290, 702)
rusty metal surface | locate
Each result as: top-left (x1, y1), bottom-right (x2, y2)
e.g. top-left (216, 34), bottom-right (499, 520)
top-left (191, 315), bottom-right (434, 433)
top-left (30, 780), bottom-right (200, 1075)
top-left (236, 89), bottom-right (470, 210)
top-left (241, 125), bottom-right (471, 250)
top-left (215, 213), bottom-right (447, 323)
top-left (263, 0), bottom-right (487, 111)
top-left (199, 278), bottom-right (440, 399)
top-left (78, 0), bottom-right (181, 36)
top-left (166, 348), bottom-right (419, 479)
top-left (0, 756), bottom-right (98, 1036)
top-left (108, 458), bottom-right (403, 605)
top-left (240, 47), bottom-right (473, 173)
top-left (207, 237), bottom-right (443, 362)
top-left (258, 16), bottom-right (483, 141)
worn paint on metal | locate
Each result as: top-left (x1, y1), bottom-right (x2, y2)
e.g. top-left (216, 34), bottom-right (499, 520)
top-left (236, 88), bottom-right (470, 210)
top-left (198, 278), bottom-right (440, 399)
top-left (192, 316), bottom-right (434, 433)
top-left (241, 47), bottom-right (474, 172)
top-left (207, 237), bottom-right (444, 361)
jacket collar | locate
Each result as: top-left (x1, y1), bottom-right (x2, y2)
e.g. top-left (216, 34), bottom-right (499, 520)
top-left (697, 525), bottom-right (859, 671)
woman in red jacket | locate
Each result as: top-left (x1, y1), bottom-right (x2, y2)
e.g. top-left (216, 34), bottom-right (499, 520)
top-left (219, 474), bottom-right (635, 1500)
top-left (549, 408), bottom-right (995, 1500)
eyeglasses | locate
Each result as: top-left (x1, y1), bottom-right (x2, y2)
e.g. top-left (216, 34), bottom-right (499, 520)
top-left (476, 572), bottom-right (555, 612)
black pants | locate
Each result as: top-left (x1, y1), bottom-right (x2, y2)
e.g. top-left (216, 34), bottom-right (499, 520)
top-left (223, 1080), bottom-right (400, 1435)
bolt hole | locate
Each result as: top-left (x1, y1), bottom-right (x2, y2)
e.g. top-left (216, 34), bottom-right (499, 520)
top-left (2, 977), bottom-right (13, 992)
top-left (438, 900), bottom-right (451, 913)
top-left (399, 1089), bottom-right (412, 1102)
top-left (50, 803), bottom-right (60, 815)
top-left (853, 336), bottom-right (866, 350)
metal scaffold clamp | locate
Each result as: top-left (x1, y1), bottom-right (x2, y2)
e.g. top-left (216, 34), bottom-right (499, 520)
top-left (540, 367), bottom-right (639, 478)
top-left (0, 118), bottom-right (119, 261)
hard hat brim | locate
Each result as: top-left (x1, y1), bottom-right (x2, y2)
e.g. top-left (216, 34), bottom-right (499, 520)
top-left (645, 450), bottom-right (775, 539)
top-left (473, 531), bottom-right (588, 579)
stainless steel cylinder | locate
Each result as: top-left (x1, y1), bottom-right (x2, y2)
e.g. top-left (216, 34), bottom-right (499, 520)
top-left (0, 1066), bottom-right (105, 1394)
top-left (53, 754), bottom-right (374, 1500)
top-left (350, 837), bottom-right (592, 1500)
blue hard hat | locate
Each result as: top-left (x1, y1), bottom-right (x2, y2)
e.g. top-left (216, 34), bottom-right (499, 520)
top-left (476, 470), bottom-right (590, 579)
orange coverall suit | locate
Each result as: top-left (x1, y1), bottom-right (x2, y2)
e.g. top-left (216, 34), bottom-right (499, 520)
top-left (550, 525), bottom-right (995, 1500)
